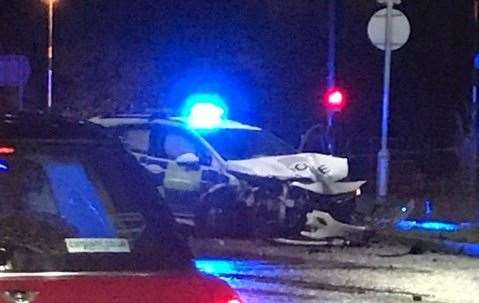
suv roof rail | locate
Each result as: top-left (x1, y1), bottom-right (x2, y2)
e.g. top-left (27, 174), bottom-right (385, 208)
top-left (93, 108), bottom-right (177, 121)
top-left (148, 111), bottom-right (171, 121)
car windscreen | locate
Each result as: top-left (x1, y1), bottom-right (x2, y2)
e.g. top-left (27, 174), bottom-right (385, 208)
top-left (199, 128), bottom-right (296, 160)
top-left (0, 141), bottom-right (193, 273)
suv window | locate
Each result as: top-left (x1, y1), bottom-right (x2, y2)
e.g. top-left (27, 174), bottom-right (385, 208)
top-left (150, 125), bottom-right (212, 166)
top-left (0, 141), bottom-right (192, 273)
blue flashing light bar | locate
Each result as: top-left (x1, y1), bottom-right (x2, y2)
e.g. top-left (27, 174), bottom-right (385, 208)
top-left (188, 102), bottom-right (225, 129)
top-left (182, 93), bottom-right (228, 129)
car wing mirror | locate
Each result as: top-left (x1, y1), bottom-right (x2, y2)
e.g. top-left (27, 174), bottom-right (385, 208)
top-left (176, 153), bottom-right (200, 168)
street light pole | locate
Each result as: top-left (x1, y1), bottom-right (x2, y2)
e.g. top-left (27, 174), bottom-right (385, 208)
top-left (376, 0), bottom-right (397, 201)
top-left (47, 0), bottom-right (55, 109)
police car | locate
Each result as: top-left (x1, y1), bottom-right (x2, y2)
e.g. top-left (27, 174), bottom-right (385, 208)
top-left (90, 105), bottom-right (365, 236)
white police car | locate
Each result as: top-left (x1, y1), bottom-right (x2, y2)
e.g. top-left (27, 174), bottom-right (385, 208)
top-left (90, 106), bottom-right (365, 236)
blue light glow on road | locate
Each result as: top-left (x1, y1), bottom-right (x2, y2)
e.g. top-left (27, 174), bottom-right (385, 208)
top-left (194, 259), bottom-right (236, 275)
top-left (0, 160), bottom-right (8, 172)
top-left (395, 219), bottom-right (460, 232)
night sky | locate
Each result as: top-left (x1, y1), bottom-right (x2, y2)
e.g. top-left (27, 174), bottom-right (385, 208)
top-left (0, 0), bottom-right (475, 148)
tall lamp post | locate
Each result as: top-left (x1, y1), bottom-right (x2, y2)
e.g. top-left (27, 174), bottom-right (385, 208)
top-left (43, 0), bottom-right (56, 109)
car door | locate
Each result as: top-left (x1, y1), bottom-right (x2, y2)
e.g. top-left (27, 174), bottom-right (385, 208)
top-left (148, 124), bottom-right (221, 215)
top-left (116, 124), bottom-right (171, 197)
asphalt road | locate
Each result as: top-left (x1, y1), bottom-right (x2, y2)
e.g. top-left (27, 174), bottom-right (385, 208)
top-left (191, 239), bottom-right (479, 303)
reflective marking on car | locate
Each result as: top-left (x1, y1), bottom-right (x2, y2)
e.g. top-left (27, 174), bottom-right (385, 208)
top-left (318, 164), bottom-right (331, 175)
top-left (139, 157), bottom-right (168, 168)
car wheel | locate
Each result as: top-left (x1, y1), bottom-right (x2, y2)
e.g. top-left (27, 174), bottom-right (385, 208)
top-left (279, 199), bottom-right (311, 237)
top-left (327, 197), bottom-right (358, 224)
top-left (195, 185), bottom-right (239, 238)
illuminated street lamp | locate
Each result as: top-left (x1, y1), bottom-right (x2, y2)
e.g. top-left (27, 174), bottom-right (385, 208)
top-left (42, 0), bottom-right (57, 109)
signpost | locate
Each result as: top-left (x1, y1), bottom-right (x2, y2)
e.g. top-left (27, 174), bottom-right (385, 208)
top-left (367, 7), bottom-right (411, 51)
top-left (367, 0), bottom-right (410, 200)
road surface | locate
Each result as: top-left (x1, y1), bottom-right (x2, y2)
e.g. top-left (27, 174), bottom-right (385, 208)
top-left (192, 239), bottom-right (479, 303)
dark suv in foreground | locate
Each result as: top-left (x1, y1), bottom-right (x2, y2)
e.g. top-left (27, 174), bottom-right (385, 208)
top-left (0, 112), bottom-right (240, 303)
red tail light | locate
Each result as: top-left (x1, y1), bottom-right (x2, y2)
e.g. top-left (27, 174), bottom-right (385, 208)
top-left (216, 295), bottom-right (242, 303)
top-left (0, 146), bottom-right (15, 155)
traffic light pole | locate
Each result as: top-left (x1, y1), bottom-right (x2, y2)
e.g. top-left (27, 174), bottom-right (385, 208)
top-left (327, 0), bottom-right (336, 89)
top-left (326, 111), bottom-right (335, 154)
top-left (376, 0), bottom-right (396, 201)
top-left (326, 0), bottom-right (336, 155)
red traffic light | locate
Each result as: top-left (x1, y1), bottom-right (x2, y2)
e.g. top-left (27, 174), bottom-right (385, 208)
top-left (324, 88), bottom-right (346, 112)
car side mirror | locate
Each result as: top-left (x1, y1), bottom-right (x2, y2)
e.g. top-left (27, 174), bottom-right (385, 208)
top-left (176, 153), bottom-right (200, 168)
top-left (200, 154), bottom-right (213, 167)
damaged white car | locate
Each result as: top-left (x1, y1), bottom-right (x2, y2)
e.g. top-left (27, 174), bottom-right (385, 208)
top-left (90, 113), bottom-right (366, 237)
